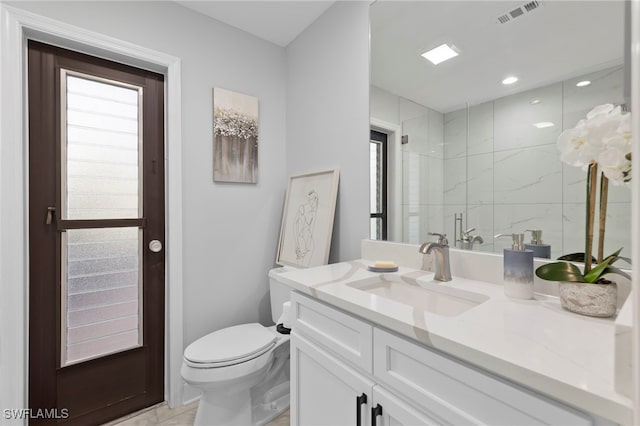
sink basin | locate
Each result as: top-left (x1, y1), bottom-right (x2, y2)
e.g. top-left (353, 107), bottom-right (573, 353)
top-left (346, 274), bottom-right (489, 317)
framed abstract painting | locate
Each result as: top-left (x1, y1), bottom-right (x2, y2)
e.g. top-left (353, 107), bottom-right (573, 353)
top-left (213, 87), bottom-right (259, 183)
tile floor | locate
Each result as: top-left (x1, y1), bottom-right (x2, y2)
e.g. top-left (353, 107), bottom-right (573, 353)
top-left (104, 402), bottom-right (290, 426)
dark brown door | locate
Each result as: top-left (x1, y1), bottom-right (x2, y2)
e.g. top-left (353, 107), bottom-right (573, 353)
top-left (28, 40), bottom-right (165, 425)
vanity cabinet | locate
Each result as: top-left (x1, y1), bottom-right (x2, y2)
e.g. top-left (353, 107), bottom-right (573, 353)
top-left (291, 334), bottom-right (373, 425)
top-left (290, 291), bottom-right (615, 426)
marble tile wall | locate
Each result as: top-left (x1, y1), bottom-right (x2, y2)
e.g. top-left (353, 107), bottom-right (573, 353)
top-left (400, 98), bottom-right (445, 244)
top-left (439, 65), bottom-right (630, 259)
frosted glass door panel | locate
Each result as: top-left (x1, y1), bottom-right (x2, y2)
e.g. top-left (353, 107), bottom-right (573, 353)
top-left (64, 73), bottom-right (141, 220)
top-left (63, 227), bottom-right (141, 365)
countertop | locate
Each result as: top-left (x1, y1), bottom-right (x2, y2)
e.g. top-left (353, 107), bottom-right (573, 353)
top-left (278, 260), bottom-right (633, 425)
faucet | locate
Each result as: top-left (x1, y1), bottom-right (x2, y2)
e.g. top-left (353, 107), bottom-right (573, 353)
top-left (418, 241), bottom-right (452, 282)
top-left (460, 227), bottom-right (484, 250)
top-left (428, 232), bottom-right (448, 245)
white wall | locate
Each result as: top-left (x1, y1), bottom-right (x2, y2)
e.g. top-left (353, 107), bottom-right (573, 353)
top-left (2, 0), bottom-right (373, 410)
top-left (371, 85), bottom-right (400, 125)
top-left (4, 0), bottom-right (287, 348)
top-left (286, 1), bottom-right (370, 263)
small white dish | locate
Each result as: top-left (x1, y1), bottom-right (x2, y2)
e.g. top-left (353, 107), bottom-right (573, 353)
top-left (367, 265), bottom-right (399, 273)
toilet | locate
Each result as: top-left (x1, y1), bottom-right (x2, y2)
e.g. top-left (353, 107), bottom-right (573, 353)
top-left (181, 267), bottom-right (293, 426)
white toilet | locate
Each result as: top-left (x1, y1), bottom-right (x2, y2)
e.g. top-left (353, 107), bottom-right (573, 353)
top-left (181, 267), bottom-right (293, 426)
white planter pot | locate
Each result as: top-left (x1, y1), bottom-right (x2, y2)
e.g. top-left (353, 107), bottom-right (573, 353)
top-left (558, 281), bottom-right (617, 318)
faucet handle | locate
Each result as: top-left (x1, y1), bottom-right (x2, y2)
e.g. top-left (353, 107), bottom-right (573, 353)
top-left (462, 227), bottom-right (476, 237)
top-left (428, 232), bottom-right (448, 245)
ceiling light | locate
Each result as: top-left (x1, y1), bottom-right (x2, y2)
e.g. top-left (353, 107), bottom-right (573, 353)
top-left (421, 44), bottom-right (460, 65)
top-left (530, 99), bottom-right (541, 105)
top-left (533, 122), bottom-right (555, 129)
top-left (576, 80), bottom-right (591, 87)
top-left (502, 76), bottom-right (518, 85)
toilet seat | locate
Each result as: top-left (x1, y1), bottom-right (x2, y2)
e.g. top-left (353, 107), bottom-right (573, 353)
top-left (184, 323), bottom-right (277, 368)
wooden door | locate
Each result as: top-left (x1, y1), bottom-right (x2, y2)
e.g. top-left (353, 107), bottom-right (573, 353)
top-left (28, 40), bottom-right (165, 425)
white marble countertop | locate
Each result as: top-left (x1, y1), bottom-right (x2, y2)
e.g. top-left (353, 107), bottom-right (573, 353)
top-left (278, 260), bottom-right (633, 424)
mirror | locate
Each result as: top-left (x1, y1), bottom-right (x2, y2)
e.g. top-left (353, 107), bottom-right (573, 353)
top-left (369, 1), bottom-right (630, 259)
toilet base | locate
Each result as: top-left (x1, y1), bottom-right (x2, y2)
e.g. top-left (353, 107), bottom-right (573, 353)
top-left (253, 381), bottom-right (290, 425)
top-left (195, 388), bottom-right (252, 426)
top-left (193, 387), bottom-right (290, 426)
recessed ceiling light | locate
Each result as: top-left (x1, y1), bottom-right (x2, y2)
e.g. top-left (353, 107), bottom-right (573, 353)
top-left (576, 80), bottom-right (591, 87)
top-left (533, 122), bottom-right (555, 129)
top-left (530, 99), bottom-right (541, 105)
top-left (421, 44), bottom-right (460, 65)
top-left (502, 76), bottom-right (518, 85)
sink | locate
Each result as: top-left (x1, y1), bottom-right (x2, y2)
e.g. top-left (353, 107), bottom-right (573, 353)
top-left (346, 274), bottom-right (489, 317)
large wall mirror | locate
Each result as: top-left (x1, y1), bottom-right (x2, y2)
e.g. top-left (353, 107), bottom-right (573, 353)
top-left (369, 0), bottom-right (630, 259)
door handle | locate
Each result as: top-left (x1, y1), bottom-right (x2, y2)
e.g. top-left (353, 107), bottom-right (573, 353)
top-left (371, 404), bottom-right (382, 426)
top-left (356, 393), bottom-right (367, 426)
top-left (149, 240), bottom-right (163, 253)
top-left (45, 207), bottom-right (56, 225)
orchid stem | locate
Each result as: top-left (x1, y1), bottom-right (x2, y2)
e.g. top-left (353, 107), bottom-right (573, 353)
top-left (585, 162), bottom-right (597, 274)
top-left (598, 173), bottom-right (609, 264)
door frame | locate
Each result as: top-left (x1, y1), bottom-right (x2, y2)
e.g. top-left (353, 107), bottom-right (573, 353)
top-left (370, 118), bottom-right (402, 242)
top-left (0, 4), bottom-right (185, 418)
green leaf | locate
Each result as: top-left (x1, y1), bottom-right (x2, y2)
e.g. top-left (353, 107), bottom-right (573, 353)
top-left (557, 252), bottom-right (596, 263)
top-left (601, 248), bottom-right (631, 266)
top-left (601, 265), bottom-right (631, 281)
top-left (584, 256), bottom-right (615, 283)
top-left (535, 262), bottom-right (585, 282)
top-left (603, 248), bottom-right (623, 262)
top-left (615, 256), bottom-right (632, 265)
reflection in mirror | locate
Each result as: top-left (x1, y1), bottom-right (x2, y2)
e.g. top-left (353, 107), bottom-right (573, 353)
top-left (370, 1), bottom-right (629, 259)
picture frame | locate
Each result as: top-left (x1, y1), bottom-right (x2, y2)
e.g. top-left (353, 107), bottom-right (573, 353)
top-left (212, 87), bottom-right (259, 183)
top-left (276, 169), bottom-right (340, 268)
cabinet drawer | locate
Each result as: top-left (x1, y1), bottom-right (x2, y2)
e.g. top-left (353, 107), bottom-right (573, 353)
top-left (374, 328), bottom-right (597, 425)
top-left (291, 291), bottom-right (373, 373)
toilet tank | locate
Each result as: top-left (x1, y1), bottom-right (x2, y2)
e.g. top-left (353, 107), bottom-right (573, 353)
top-left (269, 267), bottom-right (294, 323)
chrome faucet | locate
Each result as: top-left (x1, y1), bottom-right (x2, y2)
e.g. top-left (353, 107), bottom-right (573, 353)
top-left (428, 232), bottom-right (448, 245)
top-left (418, 242), bottom-right (452, 282)
top-left (460, 227), bottom-right (484, 250)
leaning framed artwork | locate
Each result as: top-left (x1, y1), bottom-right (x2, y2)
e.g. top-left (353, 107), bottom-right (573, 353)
top-left (276, 169), bottom-right (340, 268)
top-left (213, 87), bottom-right (259, 183)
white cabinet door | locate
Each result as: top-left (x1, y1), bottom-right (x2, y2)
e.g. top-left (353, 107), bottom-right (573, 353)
top-left (372, 386), bottom-right (446, 426)
top-left (291, 291), bottom-right (373, 372)
top-left (291, 333), bottom-right (374, 426)
top-left (373, 328), bottom-right (601, 426)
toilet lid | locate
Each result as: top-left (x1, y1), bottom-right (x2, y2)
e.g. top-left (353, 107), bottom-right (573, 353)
top-left (184, 323), bottom-right (276, 365)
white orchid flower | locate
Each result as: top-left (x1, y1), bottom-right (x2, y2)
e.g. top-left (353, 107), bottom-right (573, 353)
top-left (558, 104), bottom-right (632, 177)
top-left (598, 147), bottom-right (631, 186)
top-left (585, 103), bottom-right (618, 120)
top-left (558, 120), bottom-right (597, 167)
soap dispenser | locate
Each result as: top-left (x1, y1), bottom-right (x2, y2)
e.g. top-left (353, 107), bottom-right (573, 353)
top-left (494, 233), bottom-right (534, 300)
top-left (524, 230), bottom-right (551, 259)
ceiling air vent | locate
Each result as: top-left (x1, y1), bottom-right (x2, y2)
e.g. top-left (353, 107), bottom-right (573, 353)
top-left (496, 0), bottom-right (543, 24)
top-left (523, 1), bottom-right (541, 12)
